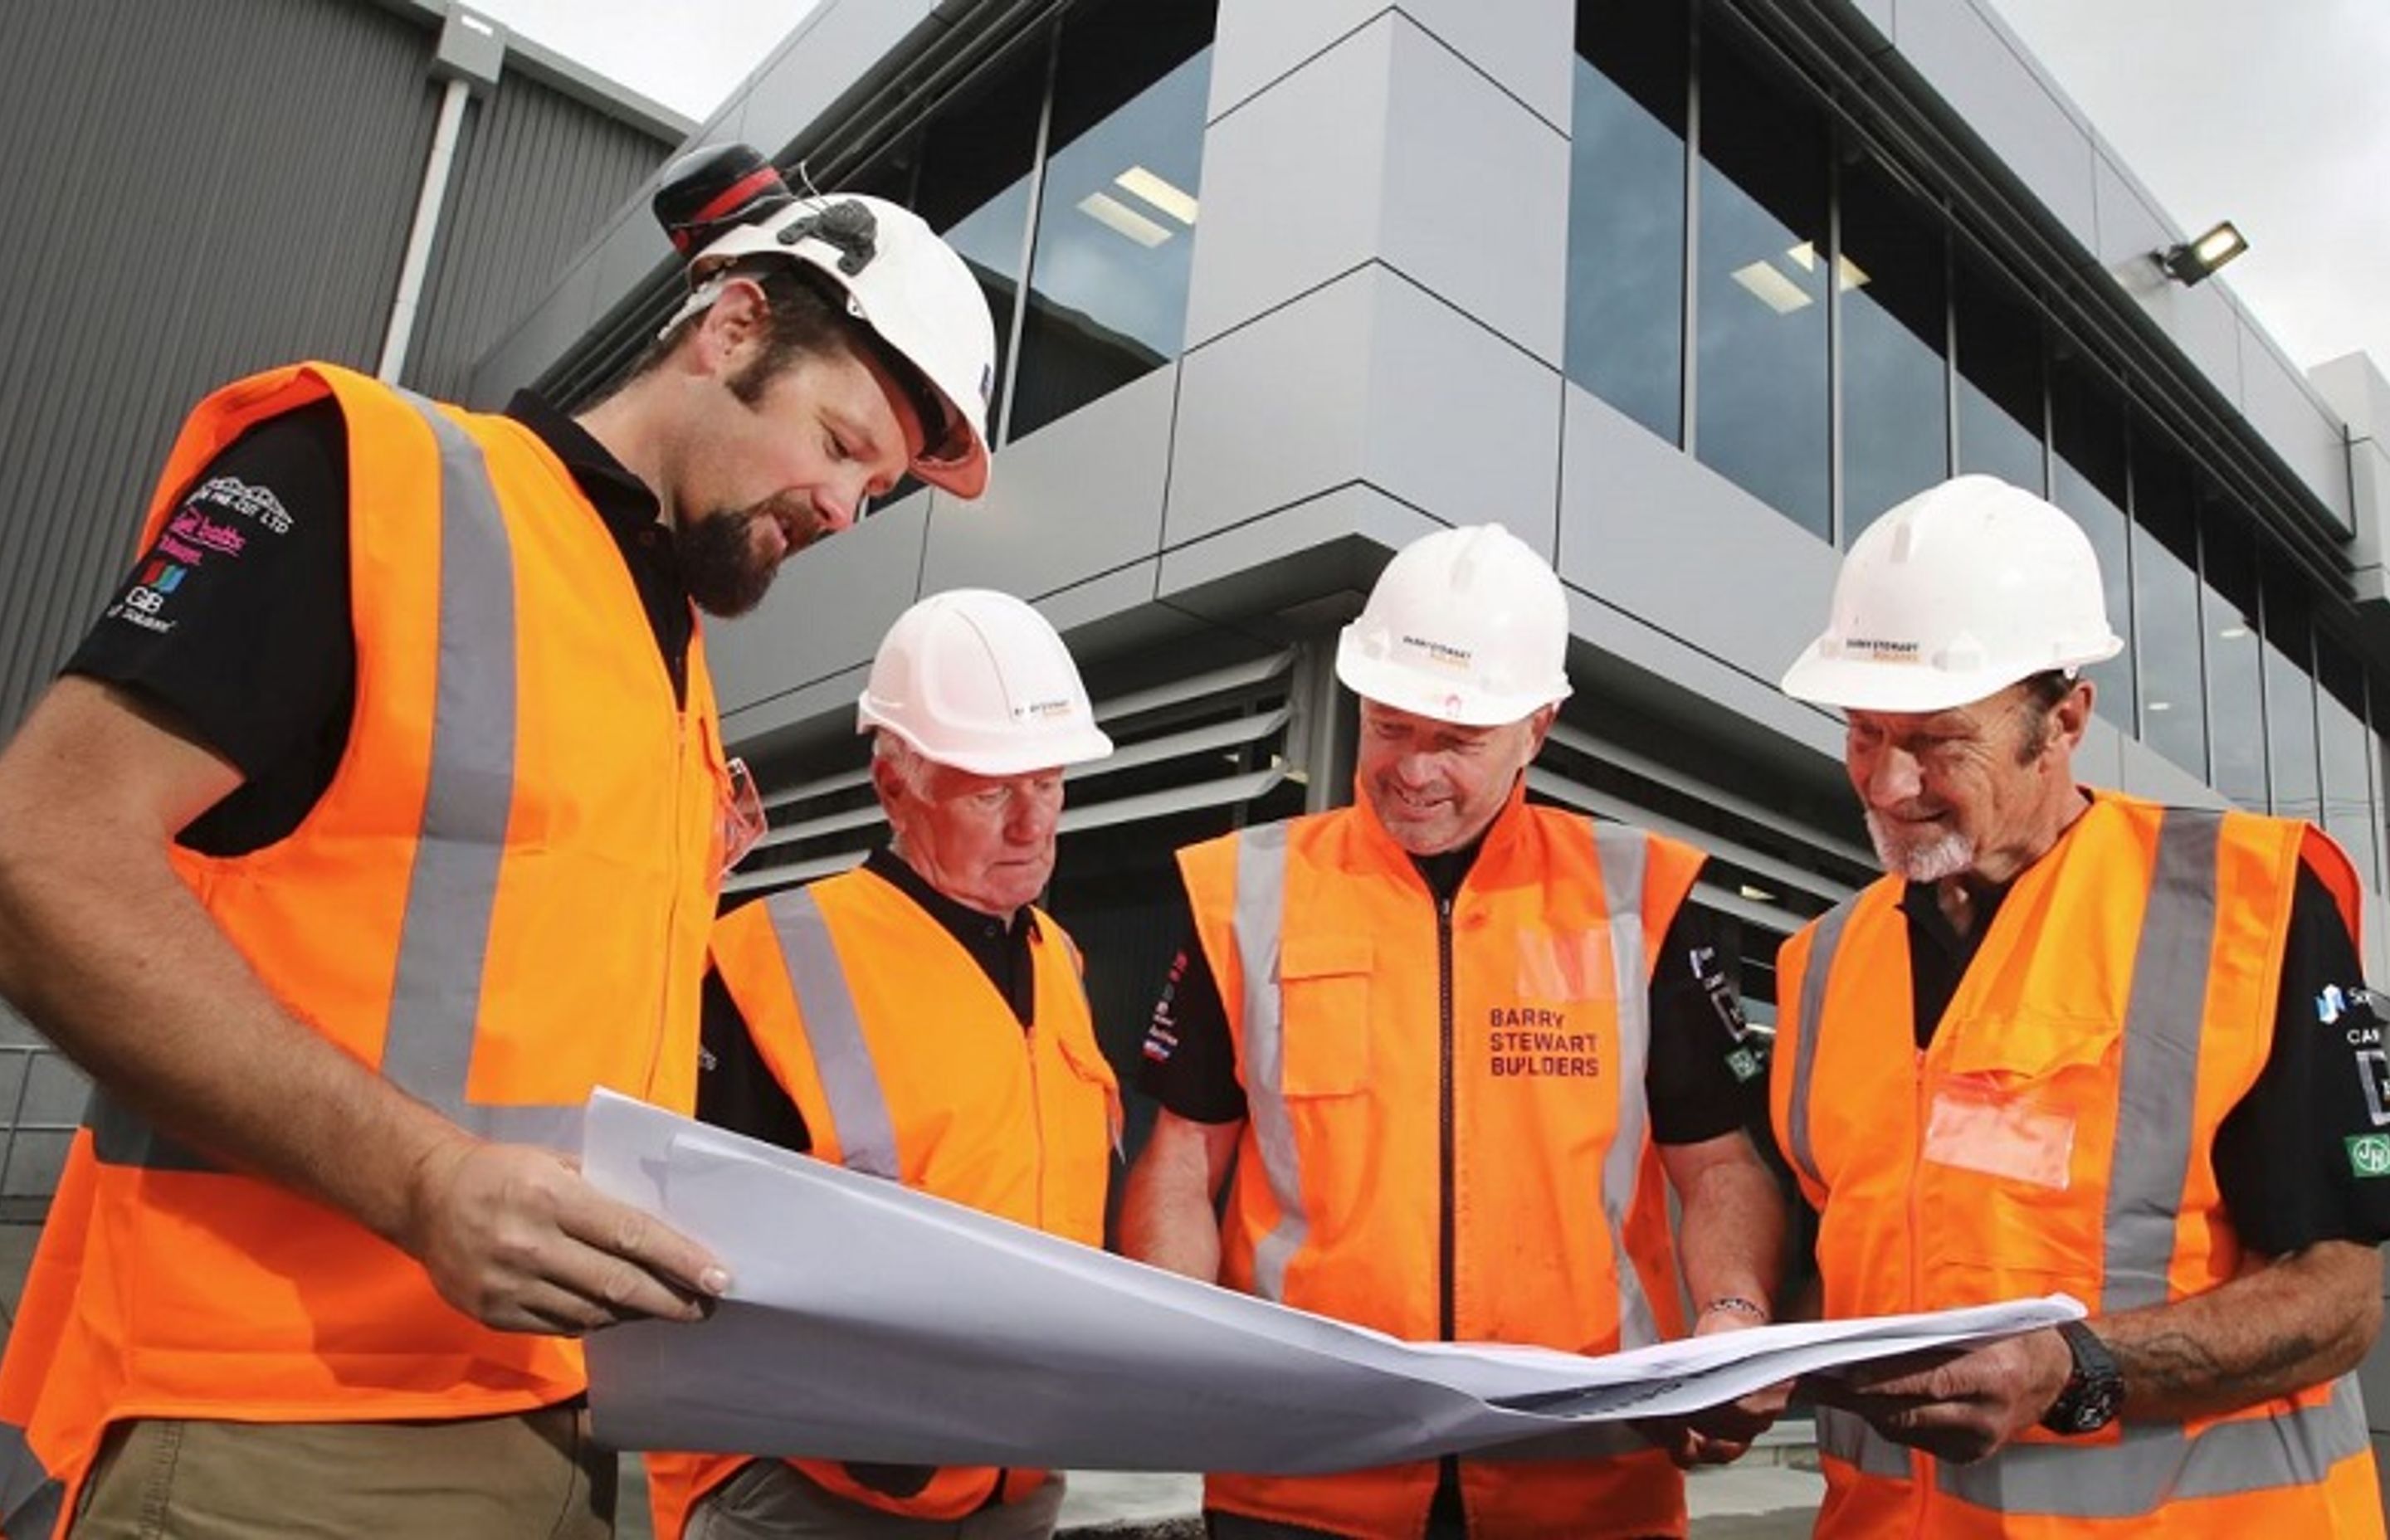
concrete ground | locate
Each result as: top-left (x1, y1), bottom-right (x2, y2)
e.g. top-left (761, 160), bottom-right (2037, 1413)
top-left (1, 1223), bottom-right (1819, 1536)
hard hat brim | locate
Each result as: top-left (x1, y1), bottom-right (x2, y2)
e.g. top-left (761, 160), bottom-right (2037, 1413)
top-left (1335, 643), bottom-right (1568, 729)
top-left (872, 719), bottom-right (1115, 778)
top-left (1778, 638), bottom-right (2117, 715)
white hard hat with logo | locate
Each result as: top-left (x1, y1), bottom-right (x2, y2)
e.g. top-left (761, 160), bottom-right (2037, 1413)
top-left (653, 144), bottom-right (999, 500)
top-left (857, 590), bottom-right (1114, 776)
top-left (1780, 475), bottom-right (2124, 714)
top-left (1335, 524), bottom-right (1573, 728)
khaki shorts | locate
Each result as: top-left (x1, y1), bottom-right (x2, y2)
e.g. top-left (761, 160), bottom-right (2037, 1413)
top-left (72, 1404), bottom-right (613, 1539)
top-left (688, 1461), bottom-right (1064, 1540)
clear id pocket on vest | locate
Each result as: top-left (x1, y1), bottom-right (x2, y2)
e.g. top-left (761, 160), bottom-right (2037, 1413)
top-left (1511, 924), bottom-right (1623, 1002)
top-left (718, 755), bottom-right (767, 879)
top-left (1921, 1072), bottom-right (2077, 1191)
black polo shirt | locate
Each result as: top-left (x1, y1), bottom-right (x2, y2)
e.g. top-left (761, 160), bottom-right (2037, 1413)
top-left (66, 390), bottom-right (691, 856)
top-left (696, 848), bottom-right (1046, 1155)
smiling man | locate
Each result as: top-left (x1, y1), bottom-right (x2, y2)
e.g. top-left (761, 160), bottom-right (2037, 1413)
top-left (1120, 524), bottom-right (1788, 1540)
top-left (1772, 475), bottom-right (2388, 1538)
top-left (649, 589), bottom-right (1120, 1540)
top-left (0, 144), bottom-right (995, 1538)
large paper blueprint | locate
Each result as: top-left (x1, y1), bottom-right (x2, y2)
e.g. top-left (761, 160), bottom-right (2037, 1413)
top-left (582, 1090), bottom-right (2078, 1474)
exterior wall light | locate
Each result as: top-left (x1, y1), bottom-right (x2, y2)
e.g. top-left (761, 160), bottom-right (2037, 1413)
top-left (2159, 220), bottom-right (2248, 286)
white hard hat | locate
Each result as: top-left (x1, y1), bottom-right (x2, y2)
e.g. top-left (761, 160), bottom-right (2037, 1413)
top-left (655, 148), bottom-right (998, 500)
top-left (1780, 475), bottom-right (2124, 714)
top-left (1335, 524), bottom-right (1573, 728)
top-left (857, 590), bottom-right (1114, 777)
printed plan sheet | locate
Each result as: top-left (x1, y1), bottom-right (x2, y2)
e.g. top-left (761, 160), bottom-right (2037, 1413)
top-left (582, 1090), bottom-right (2079, 1473)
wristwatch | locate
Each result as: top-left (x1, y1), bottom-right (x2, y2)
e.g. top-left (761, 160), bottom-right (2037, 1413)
top-left (2039, 1320), bottom-right (2126, 1435)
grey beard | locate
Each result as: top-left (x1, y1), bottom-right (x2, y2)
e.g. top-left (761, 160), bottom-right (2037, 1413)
top-left (1865, 810), bottom-right (1976, 883)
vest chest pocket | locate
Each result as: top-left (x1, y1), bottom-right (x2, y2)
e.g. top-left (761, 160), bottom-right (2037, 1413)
top-left (1923, 1015), bottom-right (2119, 1284)
top-left (1275, 934), bottom-right (1374, 1098)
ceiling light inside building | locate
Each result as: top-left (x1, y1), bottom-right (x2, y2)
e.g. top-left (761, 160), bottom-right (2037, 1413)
top-left (1783, 241), bottom-right (1871, 291)
top-left (2217, 624), bottom-right (2251, 641)
top-left (1739, 883), bottom-right (1779, 904)
top-left (1079, 191), bottom-right (1172, 248)
top-left (1732, 261), bottom-right (1812, 315)
top-left (2146, 699), bottom-right (2172, 712)
top-left (1115, 165), bottom-right (1198, 226)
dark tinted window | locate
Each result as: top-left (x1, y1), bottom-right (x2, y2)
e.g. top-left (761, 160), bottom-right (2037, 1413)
top-left (1694, 41), bottom-right (1830, 537)
top-left (2051, 358), bottom-right (2133, 727)
top-left (2200, 503), bottom-right (2268, 811)
top-left (2129, 430), bottom-right (2207, 777)
top-left (2262, 553), bottom-right (2320, 825)
top-left (1953, 253), bottom-right (2044, 493)
top-left (1566, 0), bottom-right (1690, 441)
top-left (1836, 157), bottom-right (1948, 539)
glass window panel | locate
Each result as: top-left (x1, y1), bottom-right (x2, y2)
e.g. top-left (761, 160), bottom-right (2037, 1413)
top-left (2317, 636), bottom-right (2380, 889)
top-left (1565, 0), bottom-right (1689, 442)
top-left (1836, 158), bottom-right (1948, 540)
top-left (2261, 553), bottom-right (2320, 826)
top-left (898, 41), bottom-right (1049, 435)
top-left (2128, 428), bottom-right (2207, 777)
top-left (1010, 0), bottom-right (1216, 440)
top-left (2199, 503), bottom-right (2267, 810)
top-left (1694, 40), bottom-right (1830, 539)
top-left (2051, 358), bottom-right (2133, 728)
top-left (1953, 253), bottom-right (2044, 493)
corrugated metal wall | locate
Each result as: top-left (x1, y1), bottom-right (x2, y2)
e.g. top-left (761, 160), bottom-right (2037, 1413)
top-left (0, 0), bottom-right (674, 1213)
top-left (405, 71), bottom-right (675, 401)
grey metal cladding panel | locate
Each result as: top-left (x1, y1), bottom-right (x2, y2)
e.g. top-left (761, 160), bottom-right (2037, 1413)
top-left (1890, 0), bottom-right (2098, 248)
top-left (1169, 270), bottom-right (1380, 543)
top-left (705, 492), bottom-right (933, 719)
top-left (1558, 383), bottom-right (1838, 694)
top-left (1183, 17), bottom-right (1394, 349)
top-left (2090, 157), bottom-right (2242, 404)
top-left (2114, 732), bottom-right (2225, 809)
top-left (1380, 17), bottom-right (1568, 364)
top-left (920, 366), bottom-right (1175, 600)
top-left (1158, 482), bottom-right (1445, 610)
top-left (1207, 0), bottom-right (1390, 122)
top-left (1361, 270), bottom-right (1560, 548)
top-left (1210, 0), bottom-right (1570, 131)
top-left (2236, 323), bottom-right (2356, 534)
top-left (406, 72), bottom-right (672, 401)
top-left (0, 0), bottom-right (436, 737)
top-left (1393, 0), bottom-right (1572, 130)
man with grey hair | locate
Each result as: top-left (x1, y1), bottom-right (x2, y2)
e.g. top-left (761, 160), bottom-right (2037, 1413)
top-left (1772, 475), bottom-right (2388, 1537)
top-left (647, 588), bottom-right (1120, 1540)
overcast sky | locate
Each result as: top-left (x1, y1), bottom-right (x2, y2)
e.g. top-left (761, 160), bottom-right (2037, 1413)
top-left (472, 0), bottom-right (2389, 381)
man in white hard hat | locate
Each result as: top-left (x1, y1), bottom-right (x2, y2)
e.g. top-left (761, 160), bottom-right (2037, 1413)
top-left (0, 142), bottom-right (998, 1536)
top-left (647, 589), bottom-right (1119, 1540)
top-left (1121, 524), bottom-right (1788, 1539)
top-left (1772, 475), bottom-right (2388, 1537)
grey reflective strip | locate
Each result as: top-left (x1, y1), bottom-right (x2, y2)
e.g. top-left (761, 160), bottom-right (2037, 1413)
top-left (1589, 823), bottom-right (1658, 1351)
top-left (0, 1419), bottom-right (62, 1540)
top-left (85, 1089), bottom-right (217, 1172)
top-left (1228, 824), bottom-right (1302, 1303)
top-left (1787, 895), bottom-right (1858, 1192)
top-left (1817, 1406), bottom-right (1910, 1479)
top-left (2102, 807), bottom-right (2223, 1313)
top-left (1939, 1374), bottom-right (2372, 1515)
top-left (764, 888), bottom-right (900, 1180)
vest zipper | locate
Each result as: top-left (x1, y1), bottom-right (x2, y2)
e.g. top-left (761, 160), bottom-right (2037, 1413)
top-left (1436, 892), bottom-right (1461, 1523)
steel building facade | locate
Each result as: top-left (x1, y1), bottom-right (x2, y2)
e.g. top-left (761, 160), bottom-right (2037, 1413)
top-left (0, 0), bottom-right (685, 1214)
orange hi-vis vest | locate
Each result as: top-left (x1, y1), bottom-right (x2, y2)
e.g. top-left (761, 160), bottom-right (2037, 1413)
top-left (1773, 794), bottom-right (2384, 1539)
top-left (1179, 784), bottom-right (1706, 1540)
top-left (0, 363), bottom-right (731, 1540)
top-left (646, 869), bottom-right (1120, 1539)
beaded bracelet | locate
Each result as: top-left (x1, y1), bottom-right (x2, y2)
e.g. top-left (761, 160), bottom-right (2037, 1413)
top-left (1699, 1294), bottom-right (1771, 1323)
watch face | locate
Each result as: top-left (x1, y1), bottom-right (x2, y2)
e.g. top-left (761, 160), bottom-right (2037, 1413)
top-left (2056, 1378), bottom-right (2124, 1433)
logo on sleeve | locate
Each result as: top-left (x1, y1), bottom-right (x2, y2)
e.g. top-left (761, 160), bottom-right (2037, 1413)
top-left (2346, 1133), bottom-right (2390, 1179)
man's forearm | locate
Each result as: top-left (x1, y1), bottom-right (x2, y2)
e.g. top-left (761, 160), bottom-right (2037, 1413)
top-left (1666, 1135), bottom-right (1788, 1318)
top-left (1119, 1113), bottom-right (1233, 1281)
top-left (2096, 1240), bottom-right (2383, 1423)
top-left (0, 806), bottom-right (465, 1247)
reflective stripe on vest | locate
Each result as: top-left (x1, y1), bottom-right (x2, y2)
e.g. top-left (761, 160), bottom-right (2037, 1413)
top-left (1232, 816), bottom-right (1655, 1342)
top-left (760, 886), bottom-right (900, 1180)
top-left (0, 1419), bottom-right (61, 1540)
top-left (1589, 822), bottom-right (1658, 1352)
top-left (1811, 808), bottom-right (2363, 1515)
top-left (84, 390), bottom-right (581, 1169)
top-left (1785, 894), bottom-right (1857, 1196)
